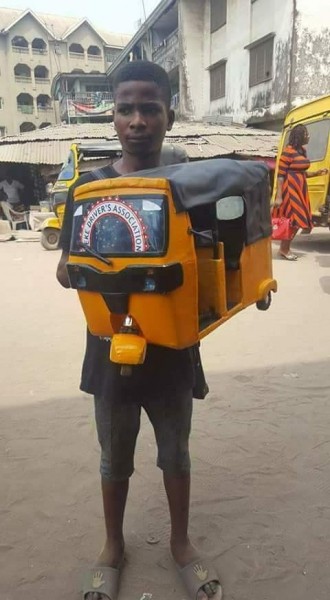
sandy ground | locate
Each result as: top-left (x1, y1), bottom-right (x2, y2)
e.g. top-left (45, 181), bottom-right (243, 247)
top-left (1, 231), bottom-right (330, 600)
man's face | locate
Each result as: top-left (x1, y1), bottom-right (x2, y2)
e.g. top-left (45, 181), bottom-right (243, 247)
top-left (114, 80), bottom-right (174, 157)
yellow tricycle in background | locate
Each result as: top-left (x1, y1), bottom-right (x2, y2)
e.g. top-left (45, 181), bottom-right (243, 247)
top-left (66, 159), bottom-right (277, 372)
top-left (40, 142), bottom-right (188, 250)
top-left (272, 94), bottom-right (330, 227)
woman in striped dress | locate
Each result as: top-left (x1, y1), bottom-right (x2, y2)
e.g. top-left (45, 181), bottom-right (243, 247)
top-left (274, 124), bottom-right (328, 260)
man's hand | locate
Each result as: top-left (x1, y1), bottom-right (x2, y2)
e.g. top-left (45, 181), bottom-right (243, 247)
top-left (56, 251), bottom-right (70, 288)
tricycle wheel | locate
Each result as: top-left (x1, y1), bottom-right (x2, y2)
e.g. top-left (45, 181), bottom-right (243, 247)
top-left (41, 227), bottom-right (60, 251)
top-left (256, 292), bottom-right (272, 311)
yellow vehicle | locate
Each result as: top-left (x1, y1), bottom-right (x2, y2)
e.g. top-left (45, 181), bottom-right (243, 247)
top-left (40, 142), bottom-right (122, 250)
top-left (273, 95), bottom-right (330, 226)
top-left (40, 142), bottom-right (188, 250)
top-left (66, 159), bottom-right (277, 372)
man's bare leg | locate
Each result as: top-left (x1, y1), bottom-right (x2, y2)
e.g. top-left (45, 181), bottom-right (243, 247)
top-left (164, 472), bottom-right (221, 600)
top-left (85, 478), bottom-right (128, 600)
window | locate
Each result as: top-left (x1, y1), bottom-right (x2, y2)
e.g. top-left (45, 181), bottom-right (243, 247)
top-left (105, 49), bottom-right (122, 63)
top-left (284, 119), bottom-right (330, 163)
top-left (58, 150), bottom-right (75, 181)
top-left (69, 43), bottom-right (84, 56)
top-left (249, 36), bottom-right (274, 87)
top-left (70, 195), bottom-right (168, 256)
top-left (0, 98), bottom-right (3, 109)
top-left (0, 126), bottom-right (5, 137)
top-left (34, 66), bottom-right (49, 81)
top-left (14, 63), bottom-right (32, 81)
top-left (210, 0), bottom-right (227, 33)
top-left (20, 122), bottom-right (36, 132)
top-left (210, 61), bottom-right (226, 101)
top-left (87, 45), bottom-right (101, 58)
top-left (32, 38), bottom-right (47, 54)
top-left (11, 35), bottom-right (28, 52)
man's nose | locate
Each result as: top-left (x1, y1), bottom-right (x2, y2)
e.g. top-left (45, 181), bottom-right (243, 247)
top-left (129, 109), bottom-right (146, 128)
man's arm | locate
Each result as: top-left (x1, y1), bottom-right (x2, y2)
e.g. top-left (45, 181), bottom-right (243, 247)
top-left (56, 183), bottom-right (75, 289)
top-left (56, 251), bottom-right (70, 288)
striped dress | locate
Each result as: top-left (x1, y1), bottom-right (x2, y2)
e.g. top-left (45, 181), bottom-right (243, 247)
top-left (274, 145), bottom-right (313, 230)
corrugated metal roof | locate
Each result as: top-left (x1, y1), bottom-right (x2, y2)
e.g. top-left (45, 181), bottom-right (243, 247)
top-left (0, 140), bottom-right (72, 164)
top-left (0, 122), bottom-right (280, 165)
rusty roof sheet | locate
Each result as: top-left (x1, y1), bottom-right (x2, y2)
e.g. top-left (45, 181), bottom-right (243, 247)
top-left (0, 122), bottom-right (280, 165)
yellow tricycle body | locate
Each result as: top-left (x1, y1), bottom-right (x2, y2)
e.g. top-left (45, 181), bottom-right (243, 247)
top-left (67, 159), bottom-right (277, 369)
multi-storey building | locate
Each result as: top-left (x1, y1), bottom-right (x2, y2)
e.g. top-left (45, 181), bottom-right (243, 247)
top-left (107, 0), bottom-right (330, 129)
top-left (0, 8), bottom-right (130, 136)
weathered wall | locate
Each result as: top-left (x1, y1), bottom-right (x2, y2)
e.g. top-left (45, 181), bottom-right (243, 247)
top-left (205, 0), bottom-right (294, 126)
top-left (0, 36), bottom-right (11, 135)
top-left (292, 0), bottom-right (330, 105)
top-left (179, 0), bottom-right (209, 118)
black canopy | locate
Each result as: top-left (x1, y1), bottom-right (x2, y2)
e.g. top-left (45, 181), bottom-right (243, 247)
top-left (124, 159), bottom-right (271, 245)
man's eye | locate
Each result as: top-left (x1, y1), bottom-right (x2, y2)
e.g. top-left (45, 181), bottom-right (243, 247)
top-left (118, 107), bottom-right (131, 115)
top-left (144, 106), bottom-right (159, 116)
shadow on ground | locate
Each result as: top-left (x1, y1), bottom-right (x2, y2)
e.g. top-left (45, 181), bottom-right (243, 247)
top-left (1, 359), bottom-right (330, 600)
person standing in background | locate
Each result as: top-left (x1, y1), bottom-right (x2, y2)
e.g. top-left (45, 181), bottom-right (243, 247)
top-left (273, 125), bottom-right (328, 260)
top-left (0, 170), bottom-right (25, 211)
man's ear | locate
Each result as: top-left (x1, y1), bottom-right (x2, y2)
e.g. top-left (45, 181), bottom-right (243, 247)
top-left (167, 109), bottom-right (175, 131)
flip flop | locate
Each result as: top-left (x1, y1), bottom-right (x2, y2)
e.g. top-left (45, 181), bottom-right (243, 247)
top-left (176, 558), bottom-right (222, 599)
top-left (279, 252), bottom-right (298, 261)
top-left (82, 564), bottom-right (123, 600)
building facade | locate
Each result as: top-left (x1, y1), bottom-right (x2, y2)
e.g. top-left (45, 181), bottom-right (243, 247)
top-left (107, 0), bottom-right (330, 129)
top-left (0, 8), bottom-right (130, 136)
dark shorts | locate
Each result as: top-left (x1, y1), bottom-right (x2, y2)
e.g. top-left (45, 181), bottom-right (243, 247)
top-left (94, 389), bottom-right (193, 481)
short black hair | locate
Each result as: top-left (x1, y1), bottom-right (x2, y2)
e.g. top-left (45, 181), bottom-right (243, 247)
top-left (113, 60), bottom-right (172, 109)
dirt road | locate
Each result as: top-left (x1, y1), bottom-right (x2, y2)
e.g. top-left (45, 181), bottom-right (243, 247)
top-left (1, 232), bottom-right (330, 600)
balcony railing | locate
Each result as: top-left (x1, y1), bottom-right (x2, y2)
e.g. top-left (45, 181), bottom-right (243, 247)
top-left (12, 45), bottom-right (29, 54)
top-left (87, 54), bottom-right (102, 61)
top-left (17, 105), bottom-right (34, 114)
top-left (66, 92), bottom-right (113, 102)
top-left (69, 51), bottom-right (84, 59)
top-left (152, 29), bottom-right (179, 70)
top-left (37, 105), bottom-right (53, 111)
top-left (15, 76), bottom-right (32, 83)
top-left (35, 78), bottom-right (50, 84)
top-left (32, 48), bottom-right (48, 55)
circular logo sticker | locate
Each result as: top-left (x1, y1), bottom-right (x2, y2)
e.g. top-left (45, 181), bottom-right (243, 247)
top-left (80, 197), bottom-right (148, 252)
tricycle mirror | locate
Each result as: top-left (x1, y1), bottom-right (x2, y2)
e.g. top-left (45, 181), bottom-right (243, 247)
top-left (216, 196), bottom-right (244, 220)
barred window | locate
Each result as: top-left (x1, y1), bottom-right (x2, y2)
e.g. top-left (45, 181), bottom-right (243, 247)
top-left (210, 0), bottom-right (227, 33)
top-left (210, 62), bottom-right (226, 101)
top-left (249, 37), bottom-right (274, 87)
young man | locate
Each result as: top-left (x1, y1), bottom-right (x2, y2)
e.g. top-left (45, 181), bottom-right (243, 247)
top-left (0, 170), bottom-right (24, 210)
top-left (56, 61), bottom-right (222, 600)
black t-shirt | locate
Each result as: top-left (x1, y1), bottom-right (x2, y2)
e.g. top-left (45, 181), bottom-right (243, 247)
top-left (60, 165), bottom-right (196, 398)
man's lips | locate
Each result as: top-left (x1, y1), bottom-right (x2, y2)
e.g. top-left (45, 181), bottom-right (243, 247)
top-left (126, 136), bottom-right (151, 142)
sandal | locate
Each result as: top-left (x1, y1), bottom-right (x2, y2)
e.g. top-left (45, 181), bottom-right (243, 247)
top-left (176, 558), bottom-right (222, 599)
top-left (279, 252), bottom-right (298, 261)
top-left (82, 564), bottom-right (123, 600)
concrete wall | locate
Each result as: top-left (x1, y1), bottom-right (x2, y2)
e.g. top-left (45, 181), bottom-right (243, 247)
top-left (0, 36), bottom-right (11, 135)
top-left (205, 0), bottom-right (294, 126)
top-left (179, 0), bottom-right (330, 127)
top-left (179, 0), bottom-right (209, 118)
top-left (292, 0), bottom-right (330, 105)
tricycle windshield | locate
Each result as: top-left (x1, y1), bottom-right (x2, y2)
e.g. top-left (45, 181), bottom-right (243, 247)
top-left (71, 194), bottom-right (168, 256)
top-left (58, 150), bottom-right (75, 181)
